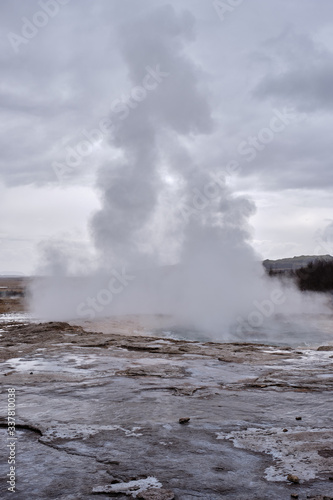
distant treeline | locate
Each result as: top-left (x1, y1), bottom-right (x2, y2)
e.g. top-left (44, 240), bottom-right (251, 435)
top-left (267, 259), bottom-right (333, 292)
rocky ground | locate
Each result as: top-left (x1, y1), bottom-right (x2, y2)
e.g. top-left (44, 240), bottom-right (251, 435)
top-left (0, 306), bottom-right (333, 499)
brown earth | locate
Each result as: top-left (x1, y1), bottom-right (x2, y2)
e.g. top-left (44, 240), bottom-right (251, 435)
top-left (0, 276), bottom-right (28, 314)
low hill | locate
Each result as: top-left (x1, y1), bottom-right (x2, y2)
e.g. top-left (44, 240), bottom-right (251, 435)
top-left (263, 255), bottom-right (333, 272)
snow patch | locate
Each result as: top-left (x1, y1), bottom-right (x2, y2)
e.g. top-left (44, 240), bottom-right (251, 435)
top-left (92, 477), bottom-right (162, 497)
top-left (217, 426), bottom-right (333, 482)
top-left (43, 424), bottom-right (142, 441)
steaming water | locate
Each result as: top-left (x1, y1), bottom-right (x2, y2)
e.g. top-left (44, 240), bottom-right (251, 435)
top-left (1, 309), bottom-right (332, 348)
top-left (72, 312), bottom-right (333, 348)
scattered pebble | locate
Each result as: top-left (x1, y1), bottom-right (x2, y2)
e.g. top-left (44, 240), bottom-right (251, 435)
top-left (179, 417), bottom-right (190, 424)
top-left (296, 417), bottom-right (302, 421)
top-left (283, 428), bottom-right (288, 432)
top-left (291, 494), bottom-right (299, 499)
top-left (287, 474), bottom-right (300, 483)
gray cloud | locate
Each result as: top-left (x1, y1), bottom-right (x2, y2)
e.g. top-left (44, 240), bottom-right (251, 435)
top-left (1, 1), bottom-right (333, 193)
top-left (253, 29), bottom-right (333, 112)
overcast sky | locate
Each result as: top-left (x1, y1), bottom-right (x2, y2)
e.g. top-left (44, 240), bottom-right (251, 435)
top-left (1, 0), bottom-right (333, 275)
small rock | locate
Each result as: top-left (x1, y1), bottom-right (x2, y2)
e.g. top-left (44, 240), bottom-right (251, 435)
top-left (213, 466), bottom-right (225, 472)
top-left (318, 449), bottom-right (333, 458)
top-left (291, 494), bottom-right (299, 499)
top-left (329, 476), bottom-right (333, 481)
top-left (287, 474), bottom-right (300, 483)
top-left (137, 488), bottom-right (175, 500)
top-left (179, 417), bottom-right (190, 424)
top-left (295, 417), bottom-right (302, 421)
top-left (317, 346), bottom-right (333, 351)
top-left (30, 372), bottom-right (33, 375)
top-left (283, 428), bottom-right (288, 432)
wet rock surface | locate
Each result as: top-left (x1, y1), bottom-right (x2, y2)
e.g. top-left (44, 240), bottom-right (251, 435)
top-left (0, 319), bottom-right (332, 499)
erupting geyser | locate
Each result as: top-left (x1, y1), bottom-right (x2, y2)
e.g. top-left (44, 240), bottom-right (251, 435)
top-left (30, 5), bottom-right (331, 342)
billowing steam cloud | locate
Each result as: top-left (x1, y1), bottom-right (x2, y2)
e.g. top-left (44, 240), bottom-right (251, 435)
top-left (91, 5), bottom-right (213, 268)
top-left (30, 5), bottom-right (331, 342)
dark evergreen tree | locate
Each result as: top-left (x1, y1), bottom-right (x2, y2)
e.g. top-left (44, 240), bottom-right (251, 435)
top-left (295, 260), bottom-right (333, 292)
